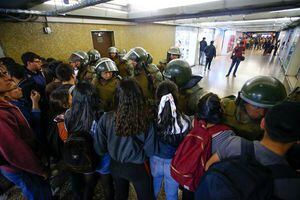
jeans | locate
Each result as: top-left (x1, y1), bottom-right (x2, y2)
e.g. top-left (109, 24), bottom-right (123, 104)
top-left (110, 159), bottom-right (154, 200)
top-left (0, 170), bottom-right (52, 200)
top-left (150, 156), bottom-right (179, 200)
top-left (227, 58), bottom-right (241, 76)
top-left (205, 57), bottom-right (213, 70)
top-left (199, 51), bottom-right (206, 65)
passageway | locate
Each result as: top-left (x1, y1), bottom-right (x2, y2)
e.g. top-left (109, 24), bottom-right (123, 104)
top-left (193, 49), bottom-right (286, 97)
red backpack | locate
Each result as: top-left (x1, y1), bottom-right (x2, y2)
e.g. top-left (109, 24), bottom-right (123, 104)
top-left (170, 119), bottom-right (230, 191)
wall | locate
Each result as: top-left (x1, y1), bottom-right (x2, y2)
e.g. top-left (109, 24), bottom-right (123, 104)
top-left (0, 22), bottom-right (175, 64)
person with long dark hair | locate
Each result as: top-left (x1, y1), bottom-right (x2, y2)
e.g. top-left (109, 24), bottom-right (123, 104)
top-left (93, 78), bottom-right (156, 200)
top-left (150, 80), bottom-right (191, 200)
top-left (64, 81), bottom-right (114, 200)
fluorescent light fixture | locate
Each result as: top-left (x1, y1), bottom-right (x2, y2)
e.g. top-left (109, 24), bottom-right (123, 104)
top-left (198, 17), bottom-right (299, 26)
top-left (44, 0), bottom-right (78, 6)
top-left (128, 0), bottom-right (220, 12)
top-left (90, 6), bottom-right (128, 13)
top-left (270, 8), bottom-right (300, 13)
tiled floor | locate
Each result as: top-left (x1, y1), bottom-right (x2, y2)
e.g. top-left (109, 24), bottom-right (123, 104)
top-left (192, 49), bottom-right (286, 98)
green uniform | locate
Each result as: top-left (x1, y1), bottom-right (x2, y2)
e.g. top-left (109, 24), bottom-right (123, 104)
top-left (118, 61), bottom-right (132, 78)
top-left (77, 65), bottom-right (94, 82)
top-left (178, 84), bottom-right (206, 116)
top-left (111, 57), bottom-right (120, 68)
top-left (221, 97), bottom-right (263, 141)
top-left (92, 76), bottom-right (120, 112)
top-left (157, 59), bottom-right (167, 72)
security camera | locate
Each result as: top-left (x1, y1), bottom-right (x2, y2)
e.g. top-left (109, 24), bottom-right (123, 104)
top-left (43, 26), bottom-right (52, 34)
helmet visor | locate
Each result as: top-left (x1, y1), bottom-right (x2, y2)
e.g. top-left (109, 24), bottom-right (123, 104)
top-left (123, 49), bottom-right (139, 61)
top-left (96, 60), bottom-right (118, 73)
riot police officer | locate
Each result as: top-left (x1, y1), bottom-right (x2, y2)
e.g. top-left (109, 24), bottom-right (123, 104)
top-left (222, 76), bottom-right (287, 140)
top-left (108, 47), bottom-right (120, 66)
top-left (69, 50), bottom-right (93, 81)
top-left (163, 59), bottom-right (206, 116)
top-left (87, 49), bottom-right (101, 66)
top-left (123, 47), bottom-right (163, 103)
top-left (92, 58), bottom-right (120, 112)
top-left (158, 46), bottom-right (181, 72)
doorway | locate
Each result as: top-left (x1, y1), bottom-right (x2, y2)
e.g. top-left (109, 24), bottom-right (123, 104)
top-left (91, 31), bottom-right (115, 57)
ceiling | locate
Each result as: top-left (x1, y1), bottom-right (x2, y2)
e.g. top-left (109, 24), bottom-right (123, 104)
top-left (1, 0), bottom-right (300, 31)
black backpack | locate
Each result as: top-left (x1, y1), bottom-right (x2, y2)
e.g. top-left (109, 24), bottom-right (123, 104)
top-left (63, 131), bottom-right (98, 173)
top-left (195, 139), bottom-right (298, 200)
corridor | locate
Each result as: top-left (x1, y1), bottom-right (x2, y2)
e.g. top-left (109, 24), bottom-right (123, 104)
top-left (192, 50), bottom-right (286, 97)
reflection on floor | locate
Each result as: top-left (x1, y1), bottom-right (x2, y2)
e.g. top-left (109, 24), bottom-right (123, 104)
top-left (192, 49), bottom-right (286, 98)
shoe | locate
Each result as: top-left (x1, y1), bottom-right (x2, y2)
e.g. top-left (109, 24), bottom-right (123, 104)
top-left (233, 74), bottom-right (236, 77)
top-left (225, 74), bottom-right (229, 77)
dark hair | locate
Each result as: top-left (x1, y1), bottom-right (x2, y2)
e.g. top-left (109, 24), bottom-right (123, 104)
top-left (64, 81), bottom-right (100, 133)
top-left (156, 80), bottom-right (188, 134)
top-left (265, 101), bottom-right (300, 143)
top-left (210, 41), bottom-right (214, 45)
top-left (21, 52), bottom-right (41, 66)
top-left (55, 63), bottom-right (74, 82)
top-left (46, 58), bottom-right (56, 63)
top-left (6, 62), bottom-right (25, 80)
top-left (49, 85), bottom-right (71, 118)
top-left (46, 60), bottom-right (63, 80)
top-left (196, 93), bottom-right (222, 124)
top-left (114, 78), bottom-right (147, 136)
top-left (0, 57), bottom-right (15, 67)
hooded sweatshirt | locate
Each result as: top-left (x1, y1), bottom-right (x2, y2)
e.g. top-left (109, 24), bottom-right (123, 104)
top-left (0, 100), bottom-right (45, 176)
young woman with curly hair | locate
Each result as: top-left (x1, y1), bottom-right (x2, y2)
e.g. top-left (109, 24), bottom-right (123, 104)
top-left (93, 78), bottom-right (156, 200)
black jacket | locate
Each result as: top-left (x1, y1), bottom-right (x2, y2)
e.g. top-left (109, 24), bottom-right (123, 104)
top-left (93, 112), bottom-right (157, 164)
top-left (200, 40), bottom-right (208, 51)
top-left (204, 45), bottom-right (216, 59)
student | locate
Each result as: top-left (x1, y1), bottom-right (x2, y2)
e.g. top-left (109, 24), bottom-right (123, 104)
top-left (180, 93), bottom-right (234, 200)
top-left (48, 84), bottom-right (73, 160)
top-left (150, 80), bottom-right (191, 200)
top-left (0, 64), bottom-right (52, 200)
top-left (93, 78), bottom-right (156, 200)
top-left (6, 62), bottom-right (37, 108)
top-left (204, 101), bottom-right (300, 200)
top-left (4, 82), bottom-right (42, 141)
top-left (64, 82), bottom-right (104, 200)
top-left (21, 52), bottom-right (46, 94)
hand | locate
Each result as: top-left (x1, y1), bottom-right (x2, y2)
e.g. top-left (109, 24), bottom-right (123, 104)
top-left (41, 170), bottom-right (50, 180)
top-left (30, 90), bottom-right (41, 103)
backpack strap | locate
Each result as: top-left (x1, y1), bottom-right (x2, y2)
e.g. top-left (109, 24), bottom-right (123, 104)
top-left (268, 164), bottom-right (300, 179)
top-left (241, 140), bottom-right (300, 180)
top-left (241, 139), bottom-right (255, 158)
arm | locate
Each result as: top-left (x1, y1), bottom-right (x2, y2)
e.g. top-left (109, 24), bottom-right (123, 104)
top-left (0, 115), bottom-right (46, 177)
top-left (205, 153), bottom-right (220, 171)
top-left (213, 47), bottom-right (216, 57)
top-left (93, 115), bottom-right (108, 156)
top-left (30, 90), bottom-right (41, 129)
top-left (143, 123), bottom-right (157, 157)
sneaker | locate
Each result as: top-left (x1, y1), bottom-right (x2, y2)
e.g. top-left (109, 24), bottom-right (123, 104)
top-left (225, 74), bottom-right (229, 77)
top-left (233, 74), bottom-right (236, 77)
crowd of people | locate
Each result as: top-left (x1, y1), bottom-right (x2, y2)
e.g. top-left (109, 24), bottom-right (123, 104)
top-left (0, 45), bottom-right (299, 200)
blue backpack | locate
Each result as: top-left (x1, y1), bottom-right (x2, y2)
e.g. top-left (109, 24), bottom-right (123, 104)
top-left (195, 139), bottom-right (298, 200)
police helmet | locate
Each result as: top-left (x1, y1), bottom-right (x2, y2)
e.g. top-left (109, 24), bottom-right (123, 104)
top-left (163, 59), bottom-right (192, 88)
top-left (239, 76), bottom-right (287, 108)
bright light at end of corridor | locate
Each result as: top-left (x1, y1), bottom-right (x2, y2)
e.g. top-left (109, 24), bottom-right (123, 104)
top-left (128, 0), bottom-right (220, 11)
